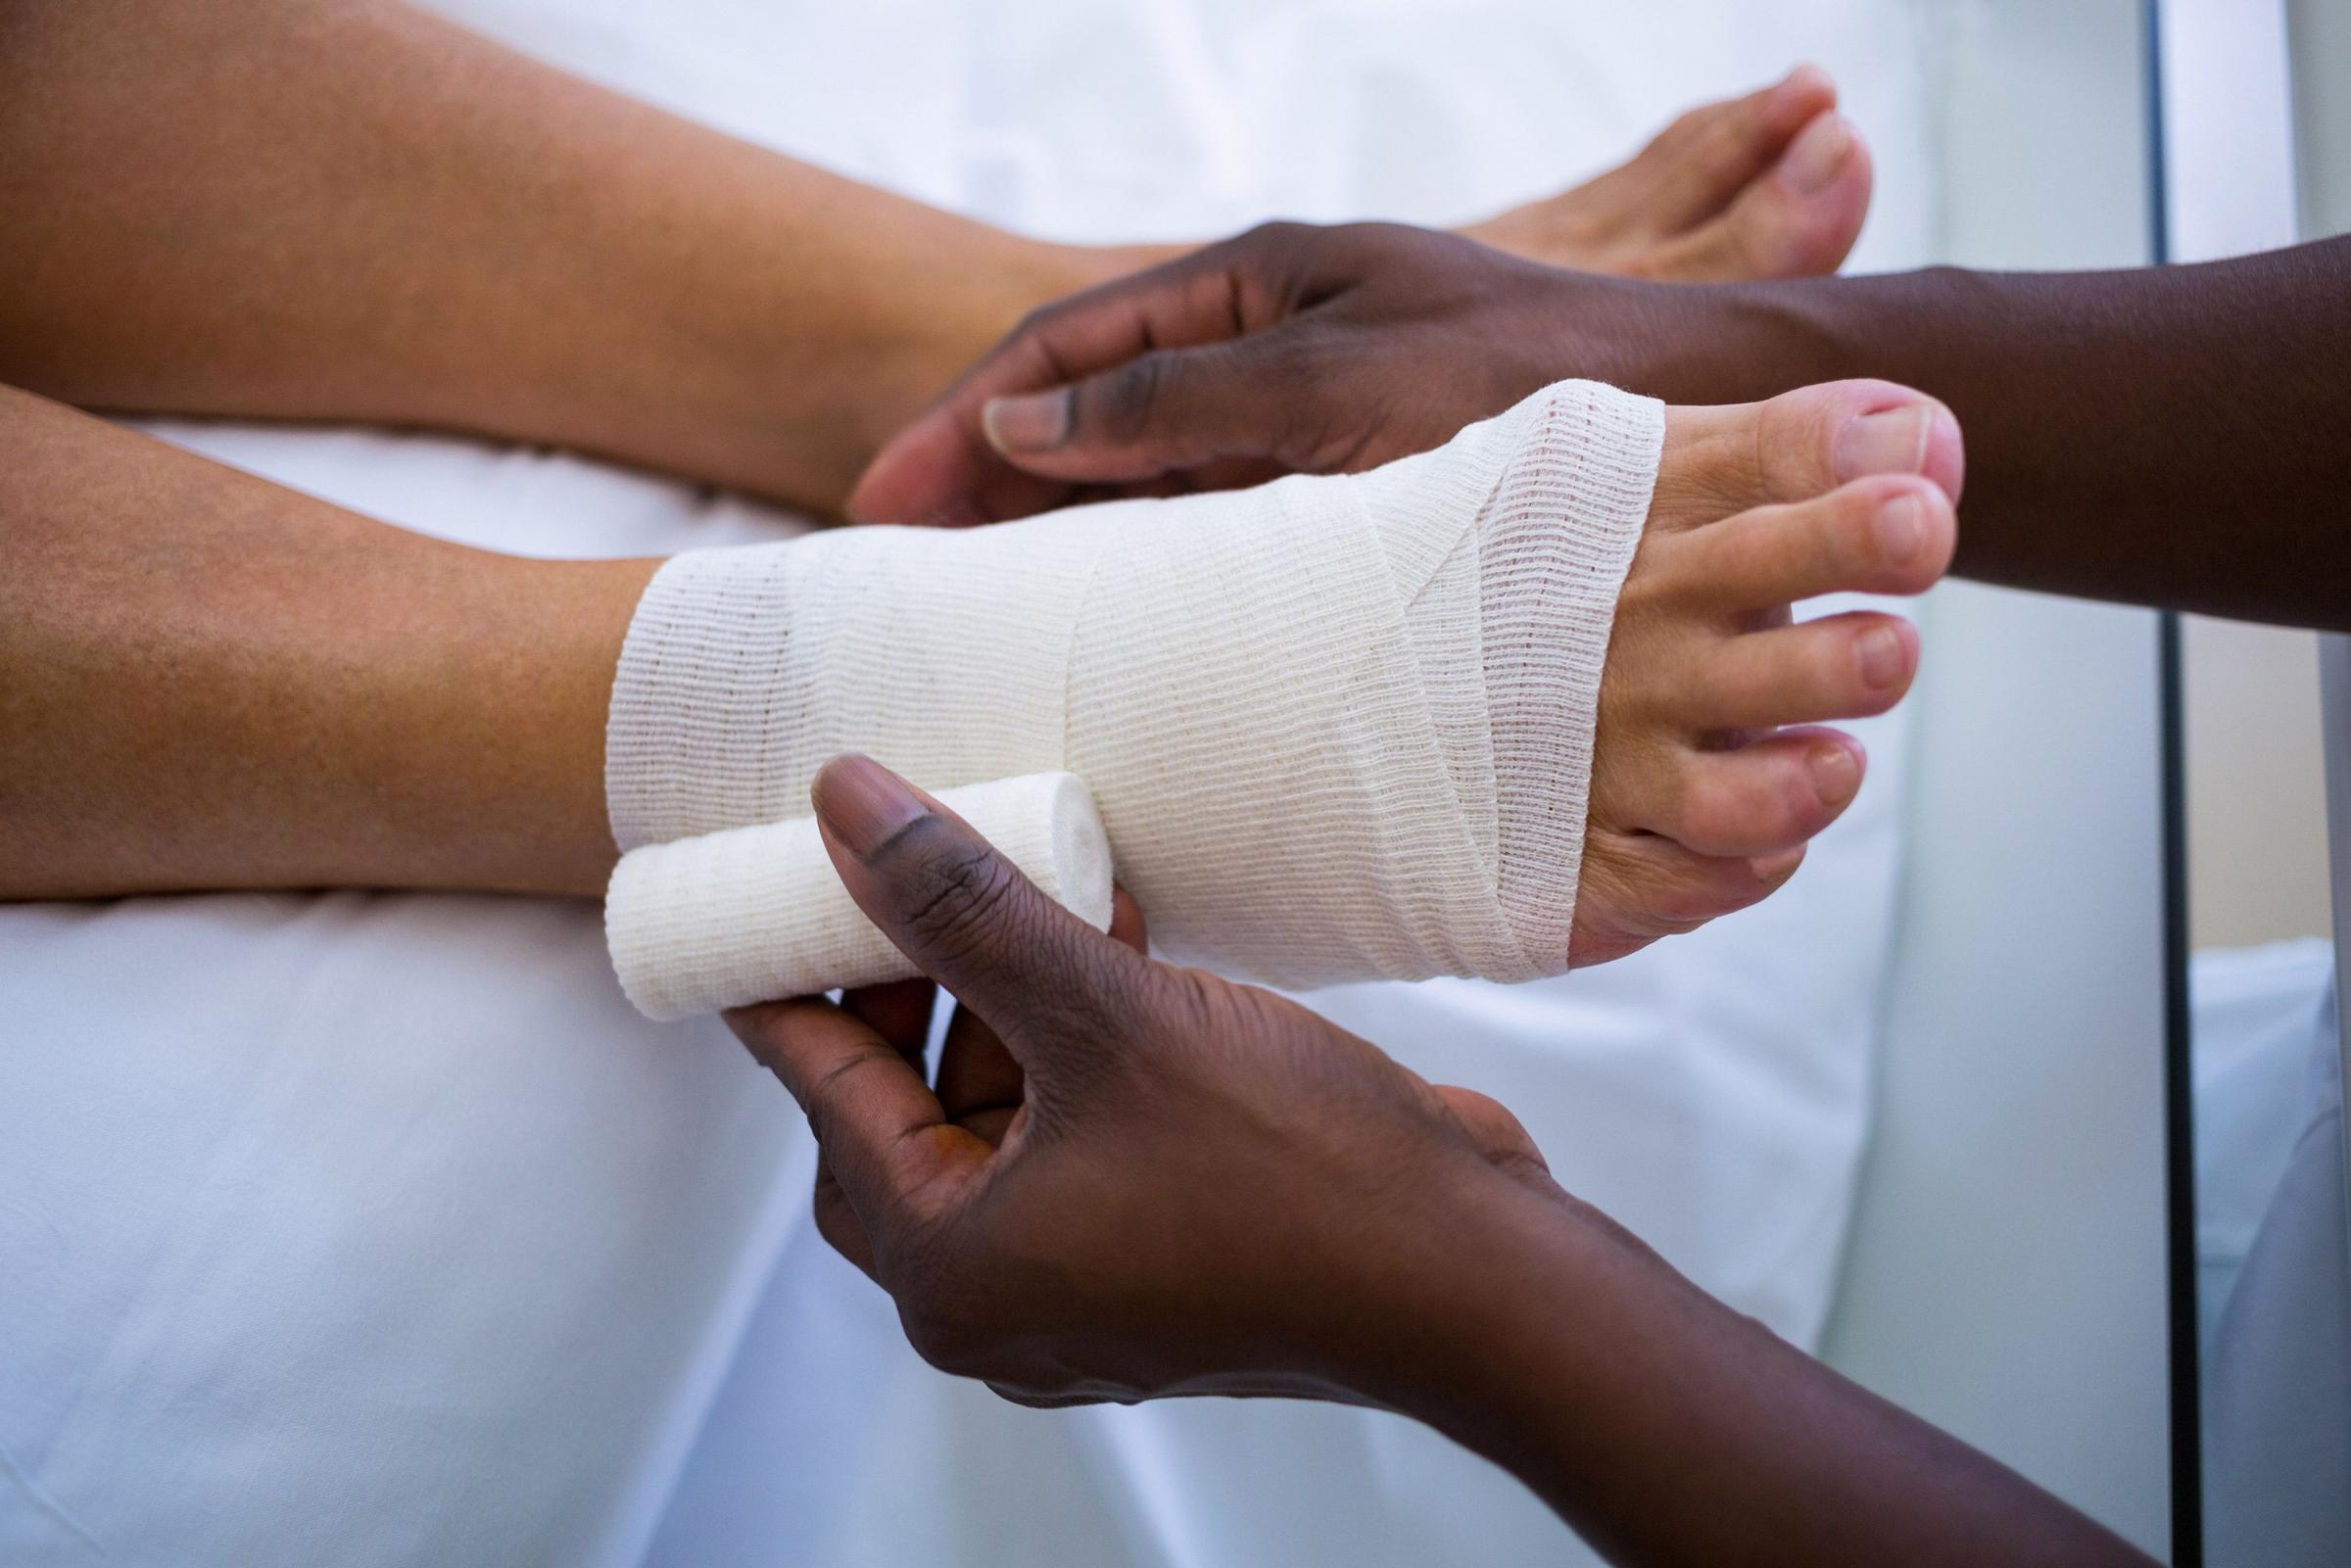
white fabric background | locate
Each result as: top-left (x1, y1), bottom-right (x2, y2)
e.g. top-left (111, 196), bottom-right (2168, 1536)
top-left (0, 3), bottom-right (1937, 1564)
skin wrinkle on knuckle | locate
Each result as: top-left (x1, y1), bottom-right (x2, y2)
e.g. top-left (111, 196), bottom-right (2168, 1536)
top-left (1003, 302), bottom-right (1065, 356)
top-left (1240, 217), bottom-right (1306, 254)
top-left (1095, 353), bottom-right (1166, 443)
top-left (1149, 964), bottom-right (1234, 1049)
top-left (799, 1046), bottom-right (907, 1152)
top-left (894, 1256), bottom-right (1006, 1378)
top-left (811, 1187), bottom-right (869, 1262)
top-left (1025, 930), bottom-right (1130, 1044)
top-left (895, 838), bottom-right (1022, 961)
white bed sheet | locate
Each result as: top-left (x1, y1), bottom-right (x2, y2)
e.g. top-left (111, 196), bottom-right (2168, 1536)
top-left (0, 3), bottom-right (1937, 1564)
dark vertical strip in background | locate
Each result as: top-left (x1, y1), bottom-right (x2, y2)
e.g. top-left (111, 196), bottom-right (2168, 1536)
top-left (2159, 612), bottom-right (2202, 1568)
top-left (2144, 2), bottom-right (2203, 1561)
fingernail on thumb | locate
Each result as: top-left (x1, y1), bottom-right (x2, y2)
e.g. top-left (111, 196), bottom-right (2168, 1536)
top-left (983, 391), bottom-right (1073, 453)
top-left (815, 754), bottom-right (928, 859)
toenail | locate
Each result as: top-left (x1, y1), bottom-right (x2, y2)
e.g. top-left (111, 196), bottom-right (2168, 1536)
top-left (1857, 626), bottom-right (1905, 689)
top-left (1876, 493), bottom-right (1926, 564)
top-left (1773, 63), bottom-right (1834, 112)
top-left (1808, 742), bottom-right (1859, 805)
top-left (1834, 406), bottom-right (1931, 483)
top-left (1777, 113), bottom-right (1850, 194)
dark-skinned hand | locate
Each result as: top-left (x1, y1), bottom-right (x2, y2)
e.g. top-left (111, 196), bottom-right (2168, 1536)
top-left (723, 753), bottom-right (2151, 1568)
top-left (726, 751), bottom-right (1581, 1409)
top-left (844, 220), bottom-right (1678, 526)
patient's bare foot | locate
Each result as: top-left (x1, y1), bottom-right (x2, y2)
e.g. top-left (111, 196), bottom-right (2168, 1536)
top-left (1464, 66), bottom-right (1872, 281)
top-left (1571, 380), bottom-right (1961, 966)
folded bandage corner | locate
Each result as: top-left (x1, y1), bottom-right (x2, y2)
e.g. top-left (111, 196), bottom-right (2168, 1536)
top-left (606, 770), bottom-right (1114, 1021)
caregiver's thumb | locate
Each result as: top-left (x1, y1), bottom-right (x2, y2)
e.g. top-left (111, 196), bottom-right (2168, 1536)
top-left (979, 337), bottom-right (1298, 484)
top-left (811, 753), bottom-right (1152, 1053)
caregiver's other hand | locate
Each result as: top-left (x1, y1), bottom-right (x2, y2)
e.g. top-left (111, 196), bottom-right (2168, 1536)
top-left (845, 221), bottom-right (1676, 525)
top-left (727, 754), bottom-right (2154, 1568)
top-left (727, 751), bottom-right (1574, 1409)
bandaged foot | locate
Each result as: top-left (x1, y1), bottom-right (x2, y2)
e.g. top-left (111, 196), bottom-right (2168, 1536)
top-left (605, 377), bottom-right (1958, 1011)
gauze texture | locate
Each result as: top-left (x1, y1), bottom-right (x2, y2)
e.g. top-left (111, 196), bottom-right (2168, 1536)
top-left (605, 377), bottom-right (1662, 989)
top-left (606, 771), bottom-right (1112, 1020)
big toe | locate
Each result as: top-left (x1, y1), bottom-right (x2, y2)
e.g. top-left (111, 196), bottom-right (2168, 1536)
top-left (1615, 65), bottom-right (1841, 232)
top-left (1654, 379), bottom-right (1965, 528)
top-left (1640, 111), bottom-right (1872, 281)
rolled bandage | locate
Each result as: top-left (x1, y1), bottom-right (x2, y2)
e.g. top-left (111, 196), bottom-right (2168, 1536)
top-left (606, 771), bottom-right (1113, 1020)
top-left (605, 378), bottom-right (1661, 998)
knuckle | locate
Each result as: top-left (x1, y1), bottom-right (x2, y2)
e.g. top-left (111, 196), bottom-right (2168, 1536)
top-left (812, 1186), bottom-right (864, 1255)
top-left (875, 1227), bottom-right (1003, 1377)
top-left (1006, 296), bottom-right (1072, 345)
top-left (799, 1047), bottom-right (897, 1147)
top-left (1152, 962), bottom-right (1240, 1043)
top-left (1239, 217), bottom-right (1314, 253)
top-left (900, 1303), bottom-right (997, 1379)
top-left (896, 835), bottom-right (1024, 959)
top-left (1761, 384), bottom-right (1860, 500)
top-left (1091, 354), bottom-right (1169, 441)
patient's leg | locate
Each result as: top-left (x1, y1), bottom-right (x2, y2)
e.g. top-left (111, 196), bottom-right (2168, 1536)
top-left (0, 2), bottom-right (1867, 517)
top-left (0, 385), bottom-right (645, 900)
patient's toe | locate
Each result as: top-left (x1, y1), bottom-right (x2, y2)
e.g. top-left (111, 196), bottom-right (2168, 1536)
top-left (1567, 379), bottom-right (1958, 967)
top-left (1659, 476), bottom-right (1956, 611)
top-left (1637, 111), bottom-right (1872, 281)
top-left (1654, 381), bottom-right (1963, 528)
top-left (1569, 832), bottom-right (1801, 967)
top-left (1636, 729), bottom-right (1865, 858)
top-left (1602, 65), bottom-right (1839, 231)
top-left (1665, 611), bottom-right (1920, 732)
top-left (1465, 68), bottom-right (1870, 283)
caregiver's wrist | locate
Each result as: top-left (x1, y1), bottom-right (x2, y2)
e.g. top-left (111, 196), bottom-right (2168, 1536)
top-left (1364, 1173), bottom-right (1692, 1485)
top-left (1333, 1164), bottom-right (1634, 1421)
top-left (1526, 271), bottom-right (1846, 407)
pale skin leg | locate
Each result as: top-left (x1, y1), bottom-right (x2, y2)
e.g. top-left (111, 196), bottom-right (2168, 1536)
top-left (0, 1), bottom-right (1871, 515)
top-left (0, 386), bottom-right (646, 900)
top-left (0, 377), bottom-right (1953, 977)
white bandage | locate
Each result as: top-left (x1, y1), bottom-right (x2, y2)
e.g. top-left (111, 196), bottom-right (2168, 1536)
top-left (607, 772), bottom-right (1112, 1020)
top-left (604, 377), bottom-right (1660, 1006)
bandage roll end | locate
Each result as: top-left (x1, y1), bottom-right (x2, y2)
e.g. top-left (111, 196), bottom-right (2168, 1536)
top-left (607, 771), bottom-right (1113, 1021)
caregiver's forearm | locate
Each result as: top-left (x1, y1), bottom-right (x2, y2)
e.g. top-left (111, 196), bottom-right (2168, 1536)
top-left (1630, 241), bottom-right (2351, 630)
top-left (0, 385), bottom-right (635, 900)
top-left (0, 0), bottom-right (1112, 514)
top-left (1412, 1185), bottom-right (2151, 1566)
